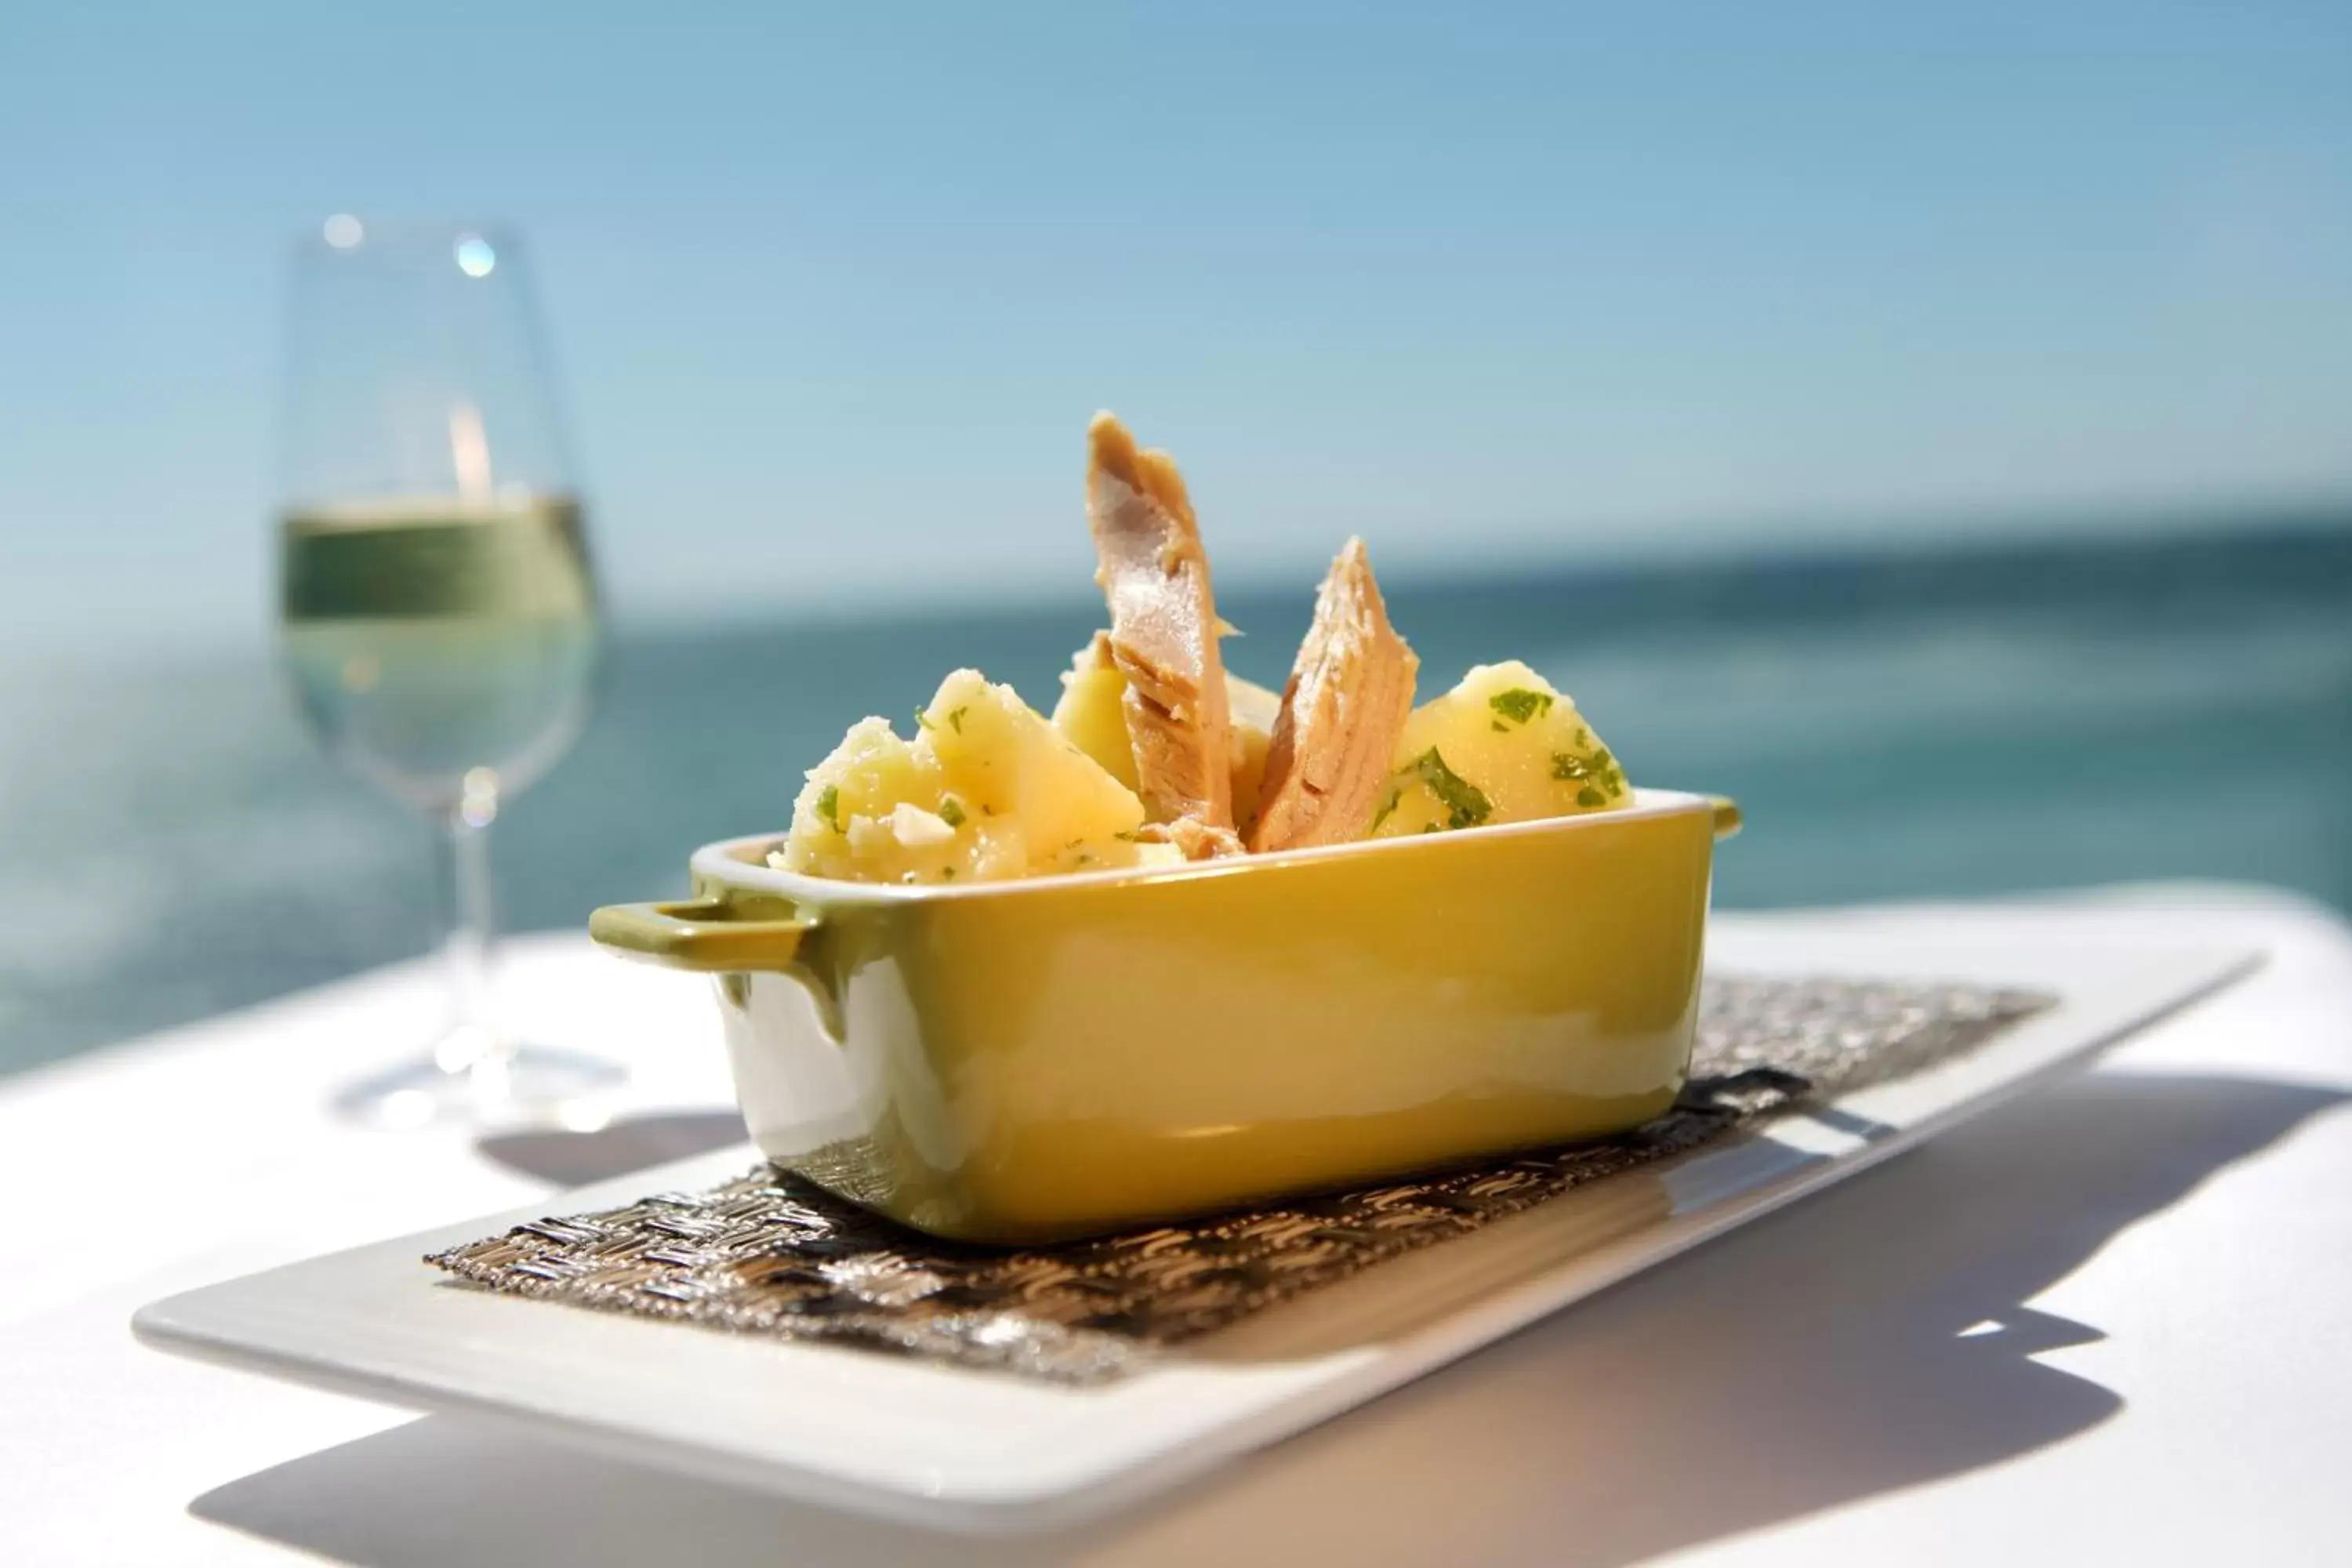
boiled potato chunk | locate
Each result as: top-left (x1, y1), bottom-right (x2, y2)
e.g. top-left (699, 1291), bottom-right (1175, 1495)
top-left (1050, 648), bottom-right (1137, 790)
top-left (1367, 660), bottom-right (1629, 838)
top-left (778, 669), bottom-right (1180, 884)
top-left (1222, 674), bottom-right (1283, 839)
top-left (1050, 635), bottom-right (1284, 837)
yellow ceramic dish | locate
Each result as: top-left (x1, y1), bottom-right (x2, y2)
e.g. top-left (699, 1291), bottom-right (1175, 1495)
top-left (590, 789), bottom-right (1740, 1243)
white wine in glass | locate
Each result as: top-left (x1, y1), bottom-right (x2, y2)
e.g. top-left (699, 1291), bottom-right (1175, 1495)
top-left (278, 217), bottom-right (623, 1123)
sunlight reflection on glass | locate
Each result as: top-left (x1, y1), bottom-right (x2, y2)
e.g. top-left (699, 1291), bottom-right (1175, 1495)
top-left (453, 233), bottom-right (496, 278)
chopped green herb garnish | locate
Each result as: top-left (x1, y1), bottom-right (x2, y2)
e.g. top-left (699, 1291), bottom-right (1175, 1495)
top-left (939, 866), bottom-right (957, 879)
top-left (913, 707), bottom-right (935, 731)
top-left (1591, 746), bottom-right (1625, 796)
top-left (1112, 829), bottom-right (1138, 842)
top-left (815, 784), bottom-right (843, 833)
top-left (947, 706), bottom-right (967, 734)
top-left (1369, 783), bottom-right (1404, 833)
top-left (1491, 720), bottom-right (1508, 732)
top-left (1554, 744), bottom-right (1625, 797)
top-left (1406, 747), bottom-right (1492, 831)
top-left (1421, 822), bottom-right (1441, 833)
top-left (1074, 852), bottom-right (1094, 866)
top-left (1488, 688), bottom-right (1555, 726)
top-left (937, 797), bottom-right (967, 828)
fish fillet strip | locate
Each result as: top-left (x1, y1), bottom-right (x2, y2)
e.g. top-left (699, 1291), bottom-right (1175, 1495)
top-left (1249, 538), bottom-right (1419, 852)
top-left (1085, 412), bottom-right (1240, 855)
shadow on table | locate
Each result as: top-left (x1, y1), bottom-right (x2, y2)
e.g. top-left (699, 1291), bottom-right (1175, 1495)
top-left (191, 1069), bottom-right (2345, 1568)
top-left (474, 1109), bottom-right (748, 1186)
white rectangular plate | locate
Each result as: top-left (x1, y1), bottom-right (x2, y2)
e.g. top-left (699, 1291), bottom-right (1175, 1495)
top-left (135, 924), bottom-right (2256, 1535)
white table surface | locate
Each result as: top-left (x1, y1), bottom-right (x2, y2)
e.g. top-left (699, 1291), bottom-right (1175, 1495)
top-left (4, 885), bottom-right (2348, 1566)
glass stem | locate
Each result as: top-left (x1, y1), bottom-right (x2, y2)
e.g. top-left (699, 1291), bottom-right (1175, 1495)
top-left (439, 797), bottom-right (506, 1077)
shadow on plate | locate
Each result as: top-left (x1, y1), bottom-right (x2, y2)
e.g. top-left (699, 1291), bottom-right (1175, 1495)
top-left (192, 1069), bottom-right (2344, 1568)
top-left (475, 1109), bottom-right (749, 1186)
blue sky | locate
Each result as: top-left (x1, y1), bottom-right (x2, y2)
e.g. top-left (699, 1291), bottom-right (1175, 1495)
top-left (3, 2), bottom-right (2350, 648)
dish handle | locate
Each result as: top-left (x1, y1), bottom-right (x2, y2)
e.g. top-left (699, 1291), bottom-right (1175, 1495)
top-left (588, 898), bottom-right (814, 972)
top-left (1709, 797), bottom-right (1742, 840)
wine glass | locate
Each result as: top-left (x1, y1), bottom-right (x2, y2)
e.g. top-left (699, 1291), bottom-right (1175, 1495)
top-left (277, 216), bottom-right (625, 1124)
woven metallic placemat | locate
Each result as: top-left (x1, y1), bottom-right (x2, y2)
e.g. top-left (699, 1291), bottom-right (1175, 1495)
top-left (431, 975), bottom-right (2051, 1381)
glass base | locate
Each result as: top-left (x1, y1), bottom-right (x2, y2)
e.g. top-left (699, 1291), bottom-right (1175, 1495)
top-left (333, 1042), bottom-right (630, 1130)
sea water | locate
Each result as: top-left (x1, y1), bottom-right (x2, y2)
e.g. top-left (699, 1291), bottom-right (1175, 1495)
top-left (2, 522), bottom-right (2347, 1077)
